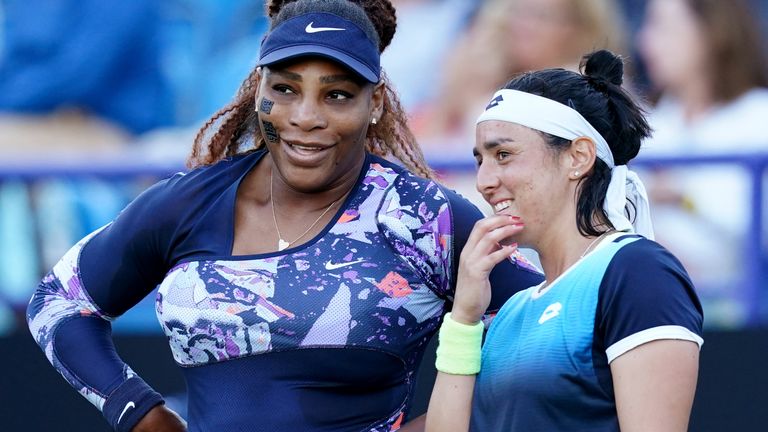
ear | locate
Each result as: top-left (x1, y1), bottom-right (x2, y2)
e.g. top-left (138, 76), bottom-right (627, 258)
top-left (565, 136), bottom-right (597, 180)
top-left (370, 81), bottom-right (385, 124)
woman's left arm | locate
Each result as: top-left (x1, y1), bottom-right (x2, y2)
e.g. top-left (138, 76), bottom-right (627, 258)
top-left (611, 339), bottom-right (700, 432)
top-left (599, 239), bottom-right (704, 432)
top-left (424, 214), bottom-right (523, 432)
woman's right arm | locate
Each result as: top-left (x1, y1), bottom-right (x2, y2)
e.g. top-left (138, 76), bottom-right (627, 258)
top-left (27, 176), bottom-right (188, 432)
top-left (424, 215), bottom-right (522, 432)
top-left (424, 372), bottom-right (477, 432)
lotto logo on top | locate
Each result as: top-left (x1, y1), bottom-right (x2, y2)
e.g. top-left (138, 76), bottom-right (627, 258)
top-left (538, 302), bottom-right (563, 324)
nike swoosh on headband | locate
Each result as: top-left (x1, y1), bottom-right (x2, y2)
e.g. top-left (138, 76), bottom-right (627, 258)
top-left (305, 22), bottom-right (346, 33)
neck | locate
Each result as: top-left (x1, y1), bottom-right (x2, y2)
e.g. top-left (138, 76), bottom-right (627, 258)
top-left (535, 222), bottom-right (613, 287)
top-left (269, 156), bottom-right (363, 213)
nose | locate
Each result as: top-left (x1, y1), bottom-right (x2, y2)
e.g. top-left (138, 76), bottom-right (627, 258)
top-left (289, 96), bottom-right (327, 131)
top-left (476, 160), bottom-right (500, 198)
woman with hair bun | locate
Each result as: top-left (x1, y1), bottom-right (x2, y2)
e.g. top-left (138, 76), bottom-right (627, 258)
top-left (26, 0), bottom-right (543, 431)
top-left (425, 50), bottom-right (703, 431)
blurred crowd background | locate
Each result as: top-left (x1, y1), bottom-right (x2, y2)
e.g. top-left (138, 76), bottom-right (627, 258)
top-left (1, 0), bottom-right (767, 337)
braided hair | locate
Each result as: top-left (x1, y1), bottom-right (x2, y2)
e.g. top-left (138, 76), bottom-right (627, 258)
top-left (189, 0), bottom-right (435, 180)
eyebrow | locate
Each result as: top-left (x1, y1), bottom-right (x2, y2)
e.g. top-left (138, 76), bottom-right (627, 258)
top-left (319, 74), bottom-right (360, 85)
top-left (268, 70), bottom-right (362, 86)
top-left (473, 137), bottom-right (516, 156)
top-left (270, 70), bottom-right (302, 81)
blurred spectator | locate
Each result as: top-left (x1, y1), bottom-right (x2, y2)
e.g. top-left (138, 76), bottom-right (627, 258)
top-left (0, 0), bottom-right (268, 157)
top-left (639, 0), bottom-right (768, 150)
top-left (413, 0), bottom-right (629, 161)
top-left (0, 0), bottom-right (172, 155)
top-left (637, 0), bottom-right (768, 326)
top-left (381, 0), bottom-right (478, 112)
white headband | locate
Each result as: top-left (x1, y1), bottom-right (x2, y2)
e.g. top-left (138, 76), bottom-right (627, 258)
top-left (476, 89), bottom-right (654, 239)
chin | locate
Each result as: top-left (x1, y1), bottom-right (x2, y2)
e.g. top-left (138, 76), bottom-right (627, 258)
top-left (283, 170), bottom-right (335, 192)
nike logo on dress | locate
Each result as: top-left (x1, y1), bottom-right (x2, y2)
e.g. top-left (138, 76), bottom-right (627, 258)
top-left (325, 259), bottom-right (365, 270)
top-left (305, 22), bottom-right (345, 33)
top-left (538, 302), bottom-right (562, 324)
top-left (117, 401), bottom-right (135, 424)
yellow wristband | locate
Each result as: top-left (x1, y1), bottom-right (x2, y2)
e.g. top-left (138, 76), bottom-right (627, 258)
top-left (435, 312), bottom-right (484, 375)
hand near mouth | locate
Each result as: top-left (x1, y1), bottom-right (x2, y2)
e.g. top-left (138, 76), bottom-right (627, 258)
top-left (451, 214), bottom-right (525, 325)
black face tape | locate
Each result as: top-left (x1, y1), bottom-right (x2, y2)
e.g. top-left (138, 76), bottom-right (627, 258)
top-left (262, 120), bottom-right (279, 143)
top-left (259, 98), bottom-right (274, 115)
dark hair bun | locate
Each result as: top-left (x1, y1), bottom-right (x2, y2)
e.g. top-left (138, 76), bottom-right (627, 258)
top-left (581, 50), bottom-right (624, 87)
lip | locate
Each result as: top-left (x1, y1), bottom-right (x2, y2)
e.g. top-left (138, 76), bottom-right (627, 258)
top-left (281, 139), bottom-right (335, 166)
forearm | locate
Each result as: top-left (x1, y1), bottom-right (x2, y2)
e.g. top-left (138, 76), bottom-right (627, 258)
top-left (424, 312), bottom-right (483, 432)
top-left (425, 372), bottom-right (475, 432)
top-left (27, 240), bottom-right (163, 431)
top-left (425, 215), bottom-right (522, 432)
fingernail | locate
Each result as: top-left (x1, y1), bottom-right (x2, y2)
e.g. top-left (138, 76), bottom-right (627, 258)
top-left (510, 216), bottom-right (521, 221)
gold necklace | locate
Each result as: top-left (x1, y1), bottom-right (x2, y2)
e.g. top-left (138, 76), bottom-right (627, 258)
top-left (270, 172), bottom-right (343, 251)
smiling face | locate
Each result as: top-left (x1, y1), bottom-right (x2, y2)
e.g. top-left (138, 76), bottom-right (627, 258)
top-left (474, 121), bottom-right (576, 247)
top-left (256, 57), bottom-right (383, 193)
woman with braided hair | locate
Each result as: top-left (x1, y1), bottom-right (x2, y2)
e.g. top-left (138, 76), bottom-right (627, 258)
top-left (189, 0), bottom-right (434, 179)
top-left (26, 1), bottom-right (542, 431)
